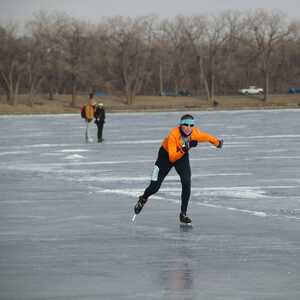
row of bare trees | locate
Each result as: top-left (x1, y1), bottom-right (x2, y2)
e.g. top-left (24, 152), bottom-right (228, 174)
top-left (1, 9), bottom-right (300, 106)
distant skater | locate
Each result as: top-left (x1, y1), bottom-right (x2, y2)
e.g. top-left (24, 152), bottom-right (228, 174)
top-left (94, 103), bottom-right (106, 142)
top-left (81, 93), bottom-right (96, 143)
top-left (134, 114), bottom-right (223, 224)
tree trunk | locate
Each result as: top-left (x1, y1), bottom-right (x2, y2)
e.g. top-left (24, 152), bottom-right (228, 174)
top-left (263, 71), bottom-right (269, 102)
top-left (71, 73), bottom-right (77, 107)
top-left (27, 68), bottom-right (34, 107)
top-left (159, 62), bottom-right (163, 95)
top-left (28, 88), bottom-right (34, 107)
top-left (126, 91), bottom-right (134, 105)
top-left (197, 56), bottom-right (210, 101)
top-left (6, 74), bottom-right (20, 106)
top-left (27, 77), bottom-right (43, 107)
top-left (175, 80), bottom-right (178, 96)
top-left (208, 69), bottom-right (215, 105)
top-left (210, 56), bottom-right (216, 105)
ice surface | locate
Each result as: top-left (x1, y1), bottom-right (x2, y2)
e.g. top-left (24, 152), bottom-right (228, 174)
top-left (0, 109), bottom-right (300, 300)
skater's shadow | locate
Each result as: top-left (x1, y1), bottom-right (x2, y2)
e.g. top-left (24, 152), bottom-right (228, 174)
top-left (179, 224), bottom-right (193, 233)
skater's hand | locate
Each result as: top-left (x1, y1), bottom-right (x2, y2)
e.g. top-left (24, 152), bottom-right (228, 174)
top-left (182, 140), bottom-right (198, 153)
top-left (216, 139), bottom-right (223, 149)
top-left (189, 140), bottom-right (198, 148)
top-left (181, 144), bottom-right (189, 153)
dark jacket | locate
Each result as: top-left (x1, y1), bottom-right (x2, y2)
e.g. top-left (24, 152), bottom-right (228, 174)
top-left (94, 106), bottom-right (105, 124)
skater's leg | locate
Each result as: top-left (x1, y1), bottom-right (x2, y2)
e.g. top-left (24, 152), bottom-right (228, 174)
top-left (85, 121), bottom-right (89, 143)
top-left (143, 147), bottom-right (172, 199)
top-left (174, 153), bottom-right (191, 215)
top-left (86, 121), bottom-right (93, 143)
top-left (134, 147), bottom-right (172, 214)
top-left (97, 122), bottom-right (104, 142)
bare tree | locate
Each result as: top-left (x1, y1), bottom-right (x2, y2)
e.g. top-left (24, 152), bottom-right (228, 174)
top-left (24, 20), bottom-right (50, 106)
top-left (181, 12), bottom-right (242, 102)
top-left (62, 19), bottom-right (91, 106)
top-left (284, 20), bottom-right (300, 90)
top-left (242, 9), bottom-right (292, 101)
top-left (150, 27), bottom-right (170, 96)
top-left (84, 23), bottom-right (113, 95)
top-left (158, 17), bottom-right (192, 96)
top-left (0, 24), bottom-right (25, 105)
top-left (203, 13), bottom-right (239, 103)
top-left (216, 11), bottom-right (245, 95)
top-left (28, 11), bottom-right (70, 101)
top-left (24, 48), bottom-right (44, 106)
top-left (180, 15), bottom-right (210, 99)
top-left (105, 16), bottom-right (155, 105)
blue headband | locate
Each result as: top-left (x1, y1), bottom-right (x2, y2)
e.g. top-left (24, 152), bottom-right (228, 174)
top-left (179, 118), bottom-right (195, 126)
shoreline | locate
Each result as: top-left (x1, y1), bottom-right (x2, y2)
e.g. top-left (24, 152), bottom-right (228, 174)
top-left (1, 94), bottom-right (299, 115)
top-left (0, 104), bottom-right (299, 116)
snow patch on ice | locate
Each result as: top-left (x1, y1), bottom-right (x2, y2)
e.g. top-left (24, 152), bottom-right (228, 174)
top-left (193, 187), bottom-right (267, 199)
top-left (58, 149), bottom-right (89, 153)
top-left (235, 134), bottom-right (300, 139)
top-left (70, 173), bottom-right (251, 183)
top-left (0, 150), bottom-right (32, 156)
top-left (110, 139), bottom-right (160, 145)
top-left (64, 154), bottom-right (85, 160)
top-left (193, 202), bottom-right (268, 217)
top-left (0, 143), bottom-right (83, 150)
top-left (96, 187), bottom-right (300, 220)
top-left (98, 188), bottom-right (140, 197)
top-left (97, 187), bottom-right (269, 218)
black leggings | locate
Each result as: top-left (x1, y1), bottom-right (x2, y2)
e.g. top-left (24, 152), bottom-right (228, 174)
top-left (143, 147), bottom-right (191, 214)
top-left (96, 122), bottom-right (104, 140)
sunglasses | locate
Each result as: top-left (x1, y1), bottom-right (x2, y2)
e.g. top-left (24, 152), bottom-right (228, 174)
top-left (182, 124), bottom-right (194, 127)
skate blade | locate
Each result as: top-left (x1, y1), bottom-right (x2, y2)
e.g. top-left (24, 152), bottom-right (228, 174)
top-left (180, 222), bottom-right (192, 227)
top-left (132, 214), bottom-right (137, 222)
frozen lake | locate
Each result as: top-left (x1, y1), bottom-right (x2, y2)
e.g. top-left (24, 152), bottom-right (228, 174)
top-left (0, 109), bottom-right (300, 300)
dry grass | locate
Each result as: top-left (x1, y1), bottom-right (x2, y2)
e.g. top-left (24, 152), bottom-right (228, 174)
top-left (0, 94), bottom-right (300, 115)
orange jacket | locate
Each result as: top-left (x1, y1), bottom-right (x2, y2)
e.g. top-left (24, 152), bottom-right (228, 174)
top-left (162, 127), bottom-right (220, 163)
top-left (84, 104), bottom-right (95, 121)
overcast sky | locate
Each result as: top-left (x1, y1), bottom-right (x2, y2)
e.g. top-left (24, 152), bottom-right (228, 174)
top-left (0, 0), bottom-right (299, 25)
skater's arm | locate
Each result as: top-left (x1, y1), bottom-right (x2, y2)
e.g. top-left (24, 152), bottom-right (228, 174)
top-left (192, 128), bottom-right (222, 147)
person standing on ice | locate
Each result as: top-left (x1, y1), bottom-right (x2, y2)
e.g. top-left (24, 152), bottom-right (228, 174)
top-left (134, 114), bottom-right (223, 224)
top-left (94, 102), bottom-right (106, 143)
top-left (81, 93), bottom-right (96, 143)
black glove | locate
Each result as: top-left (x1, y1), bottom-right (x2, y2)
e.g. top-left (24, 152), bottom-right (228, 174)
top-left (181, 144), bottom-right (189, 153)
top-left (182, 140), bottom-right (197, 153)
top-left (216, 139), bottom-right (223, 149)
top-left (189, 140), bottom-right (198, 148)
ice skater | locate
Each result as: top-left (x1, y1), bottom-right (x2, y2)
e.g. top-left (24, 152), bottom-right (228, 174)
top-left (94, 103), bottom-right (106, 143)
top-left (134, 114), bottom-right (223, 224)
top-left (81, 93), bottom-right (96, 143)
